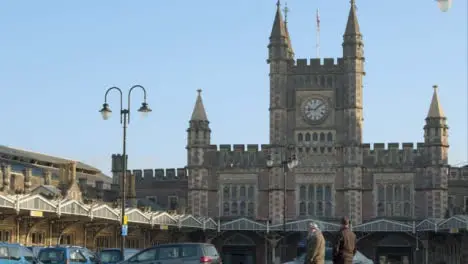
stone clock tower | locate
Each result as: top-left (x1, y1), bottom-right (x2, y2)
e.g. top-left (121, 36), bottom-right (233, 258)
top-left (267, 0), bottom-right (364, 223)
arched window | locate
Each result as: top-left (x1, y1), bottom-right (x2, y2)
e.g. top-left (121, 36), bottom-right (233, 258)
top-left (305, 133), bottom-right (311, 141)
top-left (239, 186), bottom-right (246, 198)
top-left (320, 133), bottom-right (325, 142)
top-left (239, 202), bottom-right (246, 216)
top-left (312, 133), bottom-right (318, 141)
top-left (231, 202), bottom-right (238, 215)
top-left (223, 203), bottom-right (230, 215)
top-left (223, 186), bottom-right (230, 200)
top-left (298, 133), bottom-right (303, 142)
top-left (327, 132), bottom-right (333, 142)
top-left (299, 185), bottom-right (306, 200)
top-left (299, 202), bottom-right (306, 216)
top-left (247, 186), bottom-right (255, 199)
top-left (247, 202), bottom-right (255, 216)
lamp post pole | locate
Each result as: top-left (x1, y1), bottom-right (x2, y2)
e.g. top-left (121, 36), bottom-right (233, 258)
top-left (266, 143), bottom-right (298, 261)
top-left (99, 85), bottom-right (152, 253)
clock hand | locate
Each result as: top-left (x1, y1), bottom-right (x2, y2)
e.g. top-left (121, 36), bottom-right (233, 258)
top-left (313, 103), bottom-right (324, 111)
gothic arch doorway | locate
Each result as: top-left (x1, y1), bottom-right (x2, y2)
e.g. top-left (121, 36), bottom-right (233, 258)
top-left (222, 234), bottom-right (256, 264)
top-left (376, 234), bottom-right (413, 264)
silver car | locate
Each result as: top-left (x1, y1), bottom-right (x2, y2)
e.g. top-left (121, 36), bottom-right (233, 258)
top-left (119, 243), bottom-right (221, 264)
top-left (283, 248), bottom-right (373, 264)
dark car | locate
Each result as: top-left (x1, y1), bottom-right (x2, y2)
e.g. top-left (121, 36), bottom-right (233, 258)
top-left (98, 248), bottom-right (141, 264)
top-left (38, 246), bottom-right (99, 264)
top-left (119, 243), bottom-right (221, 264)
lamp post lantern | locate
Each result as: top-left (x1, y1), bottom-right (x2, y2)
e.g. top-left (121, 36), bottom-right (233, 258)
top-left (99, 85), bottom-right (151, 253)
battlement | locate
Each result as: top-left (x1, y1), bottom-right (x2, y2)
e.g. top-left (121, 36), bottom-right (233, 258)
top-left (293, 58), bottom-right (343, 73)
top-left (207, 144), bottom-right (271, 152)
top-left (132, 168), bottom-right (188, 181)
top-left (362, 142), bottom-right (426, 166)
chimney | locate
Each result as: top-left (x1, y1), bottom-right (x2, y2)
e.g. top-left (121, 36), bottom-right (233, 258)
top-left (3, 165), bottom-right (11, 192)
top-left (70, 161), bottom-right (77, 183)
top-left (23, 168), bottom-right (32, 193)
top-left (43, 170), bottom-right (52, 185)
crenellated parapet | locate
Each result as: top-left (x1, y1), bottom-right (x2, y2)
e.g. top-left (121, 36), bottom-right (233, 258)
top-left (361, 142), bottom-right (426, 167)
top-left (132, 167), bottom-right (188, 184)
top-left (292, 58), bottom-right (343, 74)
top-left (201, 144), bottom-right (272, 169)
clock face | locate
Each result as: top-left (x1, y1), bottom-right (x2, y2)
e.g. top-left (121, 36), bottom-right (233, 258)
top-left (302, 98), bottom-right (329, 122)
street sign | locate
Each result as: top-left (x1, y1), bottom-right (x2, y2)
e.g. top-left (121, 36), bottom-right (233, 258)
top-left (121, 225), bottom-right (128, 236)
top-left (123, 215), bottom-right (128, 225)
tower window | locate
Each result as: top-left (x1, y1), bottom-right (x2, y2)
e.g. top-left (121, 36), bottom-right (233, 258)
top-left (320, 133), bottom-right (325, 142)
top-left (297, 133), bottom-right (303, 142)
top-left (327, 132), bottom-right (333, 142)
top-left (305, 133), bottom-right (311, 141)
top-left (312, 133), bottom-right (318, 141)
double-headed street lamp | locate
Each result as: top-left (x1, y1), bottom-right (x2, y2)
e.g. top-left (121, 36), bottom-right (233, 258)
top-left (266, 143), bottom-right (299, 232)
top-left (99, 85), bottom-right (151, 252)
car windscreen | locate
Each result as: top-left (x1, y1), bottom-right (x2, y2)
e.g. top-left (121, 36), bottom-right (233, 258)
top-left (38, 248), bottom-right (67, 264)
top-left (0, 246), bottom-right (20, 260)
top-left (100, 250), bottom-right (123, 263)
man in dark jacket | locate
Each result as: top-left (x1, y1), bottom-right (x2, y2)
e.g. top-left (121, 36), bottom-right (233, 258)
top-left (332, 217), bottom-right (357, 264)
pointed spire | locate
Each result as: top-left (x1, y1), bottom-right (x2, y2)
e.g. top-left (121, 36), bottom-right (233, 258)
top-left (191, 89), bottom-right (208, 121)
top-left (427, 85), bottom-right (445, 118)
top-left (270, 0), bottom-right (287, 38)
top-left (344, 0), bottom-right (361, 36)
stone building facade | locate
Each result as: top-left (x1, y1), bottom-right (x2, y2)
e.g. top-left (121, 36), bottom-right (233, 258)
top-left (123, 1), bottom-right (467, 226)
top-left (111, 1), bottom-right (468, 263)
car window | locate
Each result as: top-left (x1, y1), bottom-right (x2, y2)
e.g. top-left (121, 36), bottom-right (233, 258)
top-left (23, 247), bottom-right (35, 262)
top-left (181, 245), bottom-right (198, 258)
top-left (38, 249), bottom-right (66, 263)
top-left (81, 249), bottom-right (98, 262)
top-left (70, 250), bottom-right (87, 263)
top-left (203, 245), bottom-right (218, 257)
top-left (158, 246), bottom-right (179, 260)
top-left (100, 250), bottom-right (122, 262)
top-left (131, 248), bottom-right (157, 262)
top-left (8, 247), bottom-right (21, 261)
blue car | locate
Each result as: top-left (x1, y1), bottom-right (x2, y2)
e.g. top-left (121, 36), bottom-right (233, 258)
top-left (38, 246), bottom-right (99, 264)
top-left (0, 243), bottom-right (38, 264)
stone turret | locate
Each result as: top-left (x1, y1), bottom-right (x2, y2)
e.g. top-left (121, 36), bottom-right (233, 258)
top-left (421, 85), bottom-right (449, 218)
top-left (338, 0), bottom-right (365, 224)
top-left (187, 89), bottom-right (211, 216)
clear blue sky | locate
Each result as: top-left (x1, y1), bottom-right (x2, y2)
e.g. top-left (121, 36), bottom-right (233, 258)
top-left (0, 0), bottom-right (466, 175)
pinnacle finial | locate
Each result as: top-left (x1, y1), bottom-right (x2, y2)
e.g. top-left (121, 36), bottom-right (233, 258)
top-left (433, 85), bottom-right (438, 90)
top-left (276, 0), bottom-right (281, 8)
top-left (350, 0), bottom-right (356, 6)
top-left (283, 2), bottom-right (289, 23)
top-left (197, 89), bottom-right (202, 95)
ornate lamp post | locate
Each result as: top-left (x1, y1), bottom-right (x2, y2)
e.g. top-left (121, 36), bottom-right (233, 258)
top-left (99, 85), bottom-right (151, 252)
top-left (266, 143), bottom-right (298, 262)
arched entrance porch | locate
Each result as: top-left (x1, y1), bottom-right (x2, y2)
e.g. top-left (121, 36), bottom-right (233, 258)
top-left (221, 233), bottom-right (256, 264)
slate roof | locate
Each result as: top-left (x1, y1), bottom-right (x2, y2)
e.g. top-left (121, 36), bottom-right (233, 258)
top-left (0, 145), bottom-right (100, 172)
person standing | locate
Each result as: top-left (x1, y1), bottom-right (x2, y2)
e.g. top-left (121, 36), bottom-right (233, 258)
top-left (303, 222), bottom-right (326, 264)
top-left (332, 217), bottom-right (357, 264)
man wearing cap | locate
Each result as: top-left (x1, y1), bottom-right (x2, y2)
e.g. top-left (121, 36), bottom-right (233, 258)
top-left (304, 222), bottom-right (325, 264)
top-left (332, 217), bottom-right (356, 264)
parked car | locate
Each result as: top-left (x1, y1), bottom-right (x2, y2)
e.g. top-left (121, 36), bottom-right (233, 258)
top-left (119, 243), bottom-right (221, 264)
top-left (283, 247), bottom-right (373, 264)
top-left (98, 248), bottom-right (141, 264)
top-left (37, 245), bottom-right (99, 264)
top-left (0, 243), bottom-right (38, 264)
